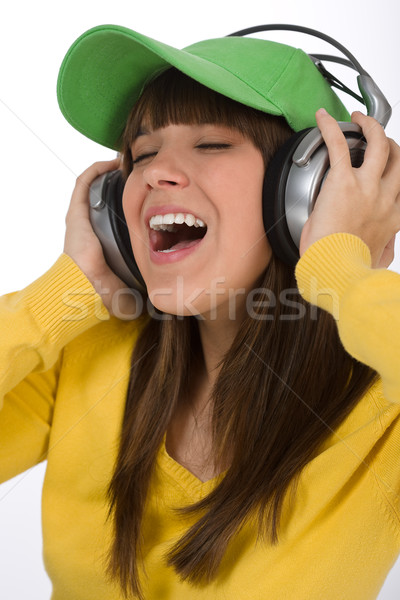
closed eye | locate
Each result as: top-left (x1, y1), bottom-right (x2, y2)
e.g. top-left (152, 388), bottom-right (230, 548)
top-left (196, 143), bottom-right (232, 150)
top-left (132, 143), bottom-right (231, 166)
top-left (132, 152), bottom-right (157, 166)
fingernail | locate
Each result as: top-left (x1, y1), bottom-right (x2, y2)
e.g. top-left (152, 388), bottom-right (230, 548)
top-left (317, 108), bottom-right (328, 116)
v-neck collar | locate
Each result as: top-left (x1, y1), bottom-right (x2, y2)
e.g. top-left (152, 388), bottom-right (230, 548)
top-left (158, 435), bottom-right (226, 502)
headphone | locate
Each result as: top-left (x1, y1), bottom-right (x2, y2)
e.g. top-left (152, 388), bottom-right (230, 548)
top-left (89, 24), bottom-right (392, 291)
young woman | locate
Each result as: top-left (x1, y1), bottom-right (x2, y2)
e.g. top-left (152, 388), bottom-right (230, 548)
top-left (1, 24), bottom-right (400, 600)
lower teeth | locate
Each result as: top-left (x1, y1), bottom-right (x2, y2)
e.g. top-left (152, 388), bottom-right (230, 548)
top-left (158, 248), bottom-right (176, 253)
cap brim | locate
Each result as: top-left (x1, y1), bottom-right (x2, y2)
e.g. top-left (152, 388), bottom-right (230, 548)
top-left (57, 25), bottom-right (282, 150)
top-left (57, 24), bottom-right (350, 150)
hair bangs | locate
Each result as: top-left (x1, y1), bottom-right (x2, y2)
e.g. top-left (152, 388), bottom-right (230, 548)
top-left (121, 67), bottom-right (294, 177)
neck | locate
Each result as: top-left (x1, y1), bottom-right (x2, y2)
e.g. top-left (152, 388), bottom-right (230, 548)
top-left (197, 312), bottom-right (242, 390)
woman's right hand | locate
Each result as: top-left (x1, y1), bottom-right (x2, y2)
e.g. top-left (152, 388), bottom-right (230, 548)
top-left (63, 158), bottom-right (138, 318)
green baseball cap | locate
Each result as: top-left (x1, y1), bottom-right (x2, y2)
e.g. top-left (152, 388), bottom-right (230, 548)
top-left (57, 24), bottom-right (351, 150)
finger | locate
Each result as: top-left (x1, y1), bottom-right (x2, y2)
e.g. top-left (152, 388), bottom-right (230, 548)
top-left (72, 157), bottom-right (121, 206)
top-left (382, 139), bottom-right (400, 191)
top-left (377, 235), bottom-right (396, 269)
top-left (351, 111), bottom-right (390, 179)
top-left (386, 235), bottom-right (396, 254)
top-left (315, 108), bottom-right (352, 172)
top-left (66, 158), bottom-right (121, 226)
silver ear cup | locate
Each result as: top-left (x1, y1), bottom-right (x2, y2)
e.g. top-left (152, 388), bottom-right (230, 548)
top-left (263, 122), bottom-right (366, 266)
top-left (286, 122), bottom-right (366, 248)
top-left (89, 171), bottom-right (146, 292)
top-left (263, 129), bottom-right (312, 266)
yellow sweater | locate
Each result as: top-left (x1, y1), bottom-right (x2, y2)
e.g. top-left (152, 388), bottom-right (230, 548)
top-left (1, 233), bottom-right (400, 599)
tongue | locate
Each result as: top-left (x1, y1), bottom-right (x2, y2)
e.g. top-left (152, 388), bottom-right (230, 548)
top-left (168, 239), bottom-right (201, 251)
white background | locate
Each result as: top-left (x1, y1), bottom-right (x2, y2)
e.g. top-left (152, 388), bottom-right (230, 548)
top-left (0, 1), bottom-right (399, 598)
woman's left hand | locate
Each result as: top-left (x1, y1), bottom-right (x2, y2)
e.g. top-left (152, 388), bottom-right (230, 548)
top-left (299, 109), bottom-right (400, 268)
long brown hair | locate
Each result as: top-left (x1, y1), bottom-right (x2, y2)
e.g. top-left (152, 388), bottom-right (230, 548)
top-left (107, 68), bottom-right (377, 598)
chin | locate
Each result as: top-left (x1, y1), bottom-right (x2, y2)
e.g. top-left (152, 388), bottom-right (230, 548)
top-left (145, 284), bottom-right (206, 319)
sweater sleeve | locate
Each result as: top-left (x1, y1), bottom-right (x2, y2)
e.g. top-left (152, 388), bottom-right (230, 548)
top-left (295, 233), bottom-right (400, 404)
top-left (0, 254), bottom-right (110, 481)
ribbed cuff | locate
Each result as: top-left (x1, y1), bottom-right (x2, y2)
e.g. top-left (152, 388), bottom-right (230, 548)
top-left (21, 254), bottom-right (109, 350)
top-left (295, 234), bottom-right (372, 318)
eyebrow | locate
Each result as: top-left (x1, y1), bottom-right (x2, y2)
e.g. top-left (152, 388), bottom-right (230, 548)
top-left (135, 126), bottom-right (151, 139)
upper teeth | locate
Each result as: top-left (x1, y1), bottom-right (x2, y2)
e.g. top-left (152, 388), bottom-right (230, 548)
top-left (149, 213), bottom-right (206, 231)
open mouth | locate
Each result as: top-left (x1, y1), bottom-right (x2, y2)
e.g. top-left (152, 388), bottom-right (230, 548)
top-left (149, 213), bottom-right (207, 253)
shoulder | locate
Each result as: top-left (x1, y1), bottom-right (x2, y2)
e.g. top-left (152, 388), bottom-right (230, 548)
top-left (61, 314), bottom-right (149, 366)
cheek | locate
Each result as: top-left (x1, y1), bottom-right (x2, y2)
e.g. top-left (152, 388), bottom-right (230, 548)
top-left (217, 174), bottom-right (270, 282)
top-left (121, 175), bottom-right (137, 224)
top-left (221, 173), bottom-right (266, 246)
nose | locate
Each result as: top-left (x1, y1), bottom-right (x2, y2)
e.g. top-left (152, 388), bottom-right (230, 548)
top-left (143, 150), bottom-right (190, 190)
